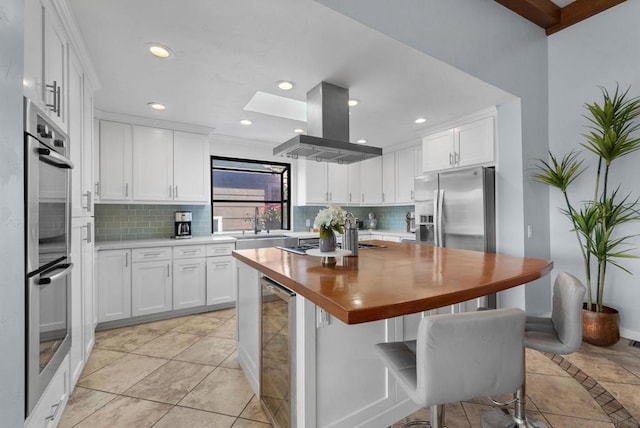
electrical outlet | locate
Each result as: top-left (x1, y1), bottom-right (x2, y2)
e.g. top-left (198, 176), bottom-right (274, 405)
top-left (317, 307), bottom-right (330, 327)
top-left (305, 219), bottom-right (311, 227)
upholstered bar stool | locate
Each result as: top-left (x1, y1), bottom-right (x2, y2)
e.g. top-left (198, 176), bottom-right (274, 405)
top-left (375, 307), bottom-right (526, 428)
top-left (482, 272), bottom-right (586, 427)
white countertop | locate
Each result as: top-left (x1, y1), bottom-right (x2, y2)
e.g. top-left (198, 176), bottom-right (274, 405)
top-left (95, 229), bottom-right (415, 250)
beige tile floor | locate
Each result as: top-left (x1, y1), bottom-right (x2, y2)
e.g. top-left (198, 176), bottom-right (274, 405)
top-left (61, 308), bottom-right (640, 427)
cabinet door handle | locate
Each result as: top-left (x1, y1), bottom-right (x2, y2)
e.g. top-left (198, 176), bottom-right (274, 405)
top-left (45, 81), bottom-right (58, 113)
top-left (449, 152), bottom-right (453, 166)
top-left (95, 181), bottom-right (100, 197)
top-left (143, 252), bottom-right (163, 257)
top-left (329, 192), bottom-right (332, 201)
top-left (454, 152), bottom-right (460, 165)
top-left (361, 193), bottom-right (364, 203)
top-left (214, 263), bottom-right (228, 269)
top-left (175, 185), bottom-right (178, 199)
top-left (411, 190), bottom-right (414, 200)
top-left (167, 264), bottom-right (171, 277)
top-left (125, 252), bottom-right (129, 267)
top-left (56, 85), bottom-right (61, 117)
top-left (125, 183), bottom-right (129, 197)
top-left (169, 185), bottom-right (172, 198)
top-left (182, 266), bottom-right (198, 270)
top-left (45, 398), bottom-right (63, 421)
top-left (83, 190), bottom-right (92, 212)
top-left (83, 223), bottom-right (92, 243)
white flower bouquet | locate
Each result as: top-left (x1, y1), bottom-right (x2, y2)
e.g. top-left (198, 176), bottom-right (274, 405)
top-left (314, 204), bottom-right (345, 239)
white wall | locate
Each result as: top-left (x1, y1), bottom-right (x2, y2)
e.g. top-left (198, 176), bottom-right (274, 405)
top-left (318, 0), bottom-right (552, 313)
top-left (548, 2), bottom-right (640, 339)
top-left (0, 0), bottom-right (26, 424)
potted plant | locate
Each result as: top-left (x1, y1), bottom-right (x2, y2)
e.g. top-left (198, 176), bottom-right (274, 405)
top-left (533, 85), bottom-right (640, 346)
top-left (315, 204), bottom-right (346, 252)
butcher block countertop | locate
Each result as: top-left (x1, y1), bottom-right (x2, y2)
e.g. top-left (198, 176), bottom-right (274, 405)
top-left (232, 241), bottom-right (553, 324)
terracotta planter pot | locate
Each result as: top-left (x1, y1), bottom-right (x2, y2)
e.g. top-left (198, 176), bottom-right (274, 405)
top-left (582, 303), bottom-right (620, 346)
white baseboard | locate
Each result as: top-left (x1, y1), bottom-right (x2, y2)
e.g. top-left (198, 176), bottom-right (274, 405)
top-left (619, 327), bottom-right (640, 342)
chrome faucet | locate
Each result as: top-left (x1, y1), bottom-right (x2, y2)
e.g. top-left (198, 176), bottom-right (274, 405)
top-left (254, 207), bottom-right (259, 234)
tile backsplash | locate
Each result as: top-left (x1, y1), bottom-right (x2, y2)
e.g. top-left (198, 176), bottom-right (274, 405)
top-left (95, 204), bottom-right (211, 241)
top-left (292, 205), bottom-right (414, 232)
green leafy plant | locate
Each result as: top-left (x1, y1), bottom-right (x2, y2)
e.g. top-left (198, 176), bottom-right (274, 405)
top-left (533, 85), bottom-right (640, 312)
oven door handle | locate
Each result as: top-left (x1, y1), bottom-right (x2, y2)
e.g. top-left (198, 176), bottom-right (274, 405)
top-left (37, 147), bottom-right (74, 169)
top-left (38, 263), bottom-right (73, 285)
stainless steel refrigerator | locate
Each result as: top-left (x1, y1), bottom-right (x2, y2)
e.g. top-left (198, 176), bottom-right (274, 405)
top-left (414, 166), bottom-right (496, 309)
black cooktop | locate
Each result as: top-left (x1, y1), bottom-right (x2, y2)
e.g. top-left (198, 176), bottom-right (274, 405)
top-left (277, 242), bottom-right (385, 255)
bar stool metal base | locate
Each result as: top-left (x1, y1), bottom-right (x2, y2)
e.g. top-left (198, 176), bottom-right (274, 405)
top-left (481, 408), bottom-right (546, 428)
top-left (399, 421), bottom-right (430, 427)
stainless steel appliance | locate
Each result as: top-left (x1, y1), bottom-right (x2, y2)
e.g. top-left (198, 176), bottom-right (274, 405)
top-left (278, 240), bottom-right (385, 255)
top-left (414, 166), bottom-right (495, 252)
top-left (260, 276), bottom-right (296, 428)
top-left (174, 211), bottom-right (192, 239)
top-left (414, 166), bottom-right (496, 309)
top-left (24, 97), bottom-right (74, 416)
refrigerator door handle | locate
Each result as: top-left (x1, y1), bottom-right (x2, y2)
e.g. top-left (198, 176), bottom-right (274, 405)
top-left (436, 189), bottom-right (445, 247)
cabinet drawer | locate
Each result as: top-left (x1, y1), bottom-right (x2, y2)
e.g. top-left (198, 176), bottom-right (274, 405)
top-left (26, 355), bottom-right (69, 428)
top-left (173, 245), bottom-right (206, 259)
top-left (131, 247), bottom-right (172, 262)
top-left (206, 243), bottom-right (235, 257)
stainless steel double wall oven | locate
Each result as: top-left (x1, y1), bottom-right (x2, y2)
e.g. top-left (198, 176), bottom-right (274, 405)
top-left (24, 98), bottom-right (74, 417)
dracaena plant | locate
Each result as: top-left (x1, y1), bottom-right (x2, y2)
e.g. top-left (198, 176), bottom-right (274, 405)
top-left (533, 85), bottom-right (640, 312)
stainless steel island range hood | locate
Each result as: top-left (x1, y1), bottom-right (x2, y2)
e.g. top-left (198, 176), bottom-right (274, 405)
top-left (273, 82), bottom-right (382, 164)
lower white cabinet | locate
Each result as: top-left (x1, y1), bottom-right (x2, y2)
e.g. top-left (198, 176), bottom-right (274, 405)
top-left (206, 256), bottom-right (235, 306)
top-left (97, 249), bottom-right (131, 322)
top-left (206, 242), bottom-right (236, 306)
top-left (236, 262), bottom-right (260, 394)
top-left (174, 258), bottom-right (206, 309)
top-left (131, 259), bottom-right (172, 316)
top-left (25, 355), bottom-right (69, 428)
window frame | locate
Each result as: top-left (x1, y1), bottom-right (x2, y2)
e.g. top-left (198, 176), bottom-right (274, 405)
top-left (210, 155), bottom-right (291, 232)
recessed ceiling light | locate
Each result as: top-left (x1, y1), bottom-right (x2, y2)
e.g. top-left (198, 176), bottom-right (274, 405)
top-left (294, 128), bottom-right (305, 133)
top-left (415, 117), bottom-right (427, 124)
top-left (147, 43), bottom-right (173, 58)
top-left (240, 119), bottom-right (253, 125)
top-left (348, 99), bottom-right (359, 107)
top-left (148, 102), bottom-right (166, 110)
top-left (276, 80), bottom-right (295, 91)
top-left (356, 139), bottom-right (367, 144)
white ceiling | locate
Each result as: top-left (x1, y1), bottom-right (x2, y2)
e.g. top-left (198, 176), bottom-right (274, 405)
top-left (68, 0), bottom-right (515, 149)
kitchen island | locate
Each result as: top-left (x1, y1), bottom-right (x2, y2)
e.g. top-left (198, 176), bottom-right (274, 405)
top-left (233, 241), bottom-right (552, 428)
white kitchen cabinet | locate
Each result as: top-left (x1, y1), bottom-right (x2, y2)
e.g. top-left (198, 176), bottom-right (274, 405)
top-left (422, 116), bottom-right (494, 172)
top-left (99, 121), bottom-right (133, 201)
top-left (97, 249), bottom-right (131, 323)
top-left (173, 258), bottom-right (206, 310)
top-left (423, 129), bottom-right (455, 172)
top-left (23, 0), bottom-right (45, 108)
top-left (98, 122), bottom-right (210, 203)
top-left (327, 163), bottom-right (349, 204)
top-left (133, 126), bottom-right (174, 201)
top-left (70, 218), bottom-right (94, 385)
top-left (236, 262), bottom-right (261, 394)
top-left (69, 50), bottom-right (94, 218)
top-left (207, 256), bottom-right (235, 306)
top-left (347, 162), bottom-right (361, 205)
top-left (382, 152), bottom-right (395, 204)
top-left (206, 243), bottom-right (236, 306)
top-left (24, 355), bottom-right (69, 428)
top-left (396, 146), bottom-right (421, 204)
top-left (456, 116), bottom-right (495, 168)
top-left (360, 157), bottom-right (383, 204)
top-left (173, 131), bottom-right (210, 202)
top-left (43, 0), bottom-right (68, 130)
top-left (131, 247), bottom-right (172, 316)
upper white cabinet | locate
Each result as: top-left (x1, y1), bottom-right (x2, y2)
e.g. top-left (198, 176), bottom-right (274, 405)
top-left (347, 162), bottom-right (361, 205)
top-left (24, 0), bottom-right (70, 130)
top-left (396, 145), bottom-right (422, 204)
top-left (360, 157), bottom-right (383, 204)
top-left (382, 152), bottom-right (395, 204)
top-left (99, 121), bottom-right (133, 201)
top-left (422, 116), bottom-right (494, 173)
top-left (173, 131), bottom-right (210, 202)
top-left (297, 160), bottom-right (350, 205)
top-left (98, 121), bottom-right (210, 204)
top-left (132, 126), bottom-right (174, 201)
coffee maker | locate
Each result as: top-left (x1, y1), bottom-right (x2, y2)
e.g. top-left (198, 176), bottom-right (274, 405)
top-left (174, 211), bottom-right (192, 239)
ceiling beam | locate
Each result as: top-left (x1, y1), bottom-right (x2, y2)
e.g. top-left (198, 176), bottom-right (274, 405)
top-left (546, 0), bottom-right (625, 35)
top-left (495, 0), bottom-right (626, 35)
top-left (495, 0), bottom-right (560, 28)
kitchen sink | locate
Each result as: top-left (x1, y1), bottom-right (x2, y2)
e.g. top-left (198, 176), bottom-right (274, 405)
top-left (234, 234), bottom-right (298, 250)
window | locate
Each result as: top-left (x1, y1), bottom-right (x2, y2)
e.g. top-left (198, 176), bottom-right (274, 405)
top-left (211, 156), bottom-right (290, 232)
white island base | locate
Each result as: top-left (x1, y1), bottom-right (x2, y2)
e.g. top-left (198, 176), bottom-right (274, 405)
top-left (236, 263), bottom-right (425, 428)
